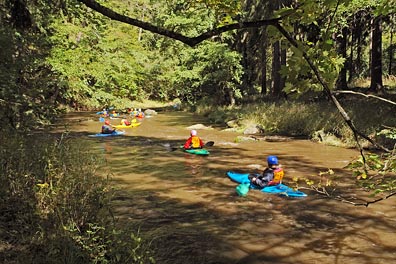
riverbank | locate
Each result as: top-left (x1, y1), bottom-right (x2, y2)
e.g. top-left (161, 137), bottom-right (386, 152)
top-left (0, 133), bottom-right (153, 264)
top-left (192, 96), bottom-right (396, 149)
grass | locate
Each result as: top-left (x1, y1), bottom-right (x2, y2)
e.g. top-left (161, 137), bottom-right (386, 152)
top-left (0, 133), bottom-right (154, 264)
top-left (195, 95), bottom-right (396, 149)
top-left (349, 76), bottom-right (396, 91)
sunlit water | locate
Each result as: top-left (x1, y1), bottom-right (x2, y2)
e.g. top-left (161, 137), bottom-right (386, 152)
top-left (56, 110), bottom-right (396, 264)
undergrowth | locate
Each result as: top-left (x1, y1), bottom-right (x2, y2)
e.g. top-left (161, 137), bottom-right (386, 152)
top-left (0, 133), bottom-right (154, 264)
top-left (195, 96), bottom-right (396, 149)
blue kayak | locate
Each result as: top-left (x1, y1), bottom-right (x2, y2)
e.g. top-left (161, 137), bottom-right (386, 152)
top-left (227, 171), bottom-right (307, 197)
top-left (88, 130), bottom-right (125, 137)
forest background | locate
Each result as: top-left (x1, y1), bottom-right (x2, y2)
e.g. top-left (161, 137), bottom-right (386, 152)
top-left (1, 0), bottom-right (396, 263)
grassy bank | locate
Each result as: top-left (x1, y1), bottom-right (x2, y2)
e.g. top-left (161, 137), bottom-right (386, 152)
top-left (0, 133), bottom-right (153, 264)
top-left (194, 95), bottom-right (396, 149)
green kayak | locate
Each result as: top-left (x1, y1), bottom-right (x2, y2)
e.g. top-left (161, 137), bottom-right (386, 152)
top-left (183, 148), bottom-right (210, 156)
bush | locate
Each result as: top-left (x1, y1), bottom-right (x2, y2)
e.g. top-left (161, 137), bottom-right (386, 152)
top-left (0, 133), bottom-right (154, 264)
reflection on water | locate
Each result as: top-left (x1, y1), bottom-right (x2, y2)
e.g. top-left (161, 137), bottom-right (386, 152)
top-left (183, 153), bottom-right (205, 175)
top-left (56, 110), bottom-right (396, 264)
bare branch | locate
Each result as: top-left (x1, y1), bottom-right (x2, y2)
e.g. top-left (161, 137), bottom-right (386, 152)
top-left (333, 90), bottom-right (396, 106)
top-left (299, 187), bottom-right (396, 207)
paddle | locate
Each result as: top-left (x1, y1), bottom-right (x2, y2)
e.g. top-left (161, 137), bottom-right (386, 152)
top-left (170, 141), bottom-right (214, 152)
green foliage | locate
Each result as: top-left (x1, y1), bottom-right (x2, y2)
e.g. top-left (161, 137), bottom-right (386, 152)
top-left (46, 5), bottom-right (150, 108)
top-left (170, 41), bottom-right (243, 105)
top-left (291, 169), bottom-right (339, 196)
top-left (0, 133), bottom-right (153, 263)
top-left (346, 151), bottom-right (396, 195)
top-left (191, 0), bottom-right (241, 25)
top-left (0, 7), bottom-right (65, 130)
top-left (142, 0), bottom-right (243, 105)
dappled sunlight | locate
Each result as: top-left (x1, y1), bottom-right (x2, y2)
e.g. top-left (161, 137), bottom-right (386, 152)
top-left (51, 111), bottom-right (396, 264)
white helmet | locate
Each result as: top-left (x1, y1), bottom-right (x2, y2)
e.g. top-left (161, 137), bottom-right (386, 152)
top-left (190, 130), bottom-right (197, 136)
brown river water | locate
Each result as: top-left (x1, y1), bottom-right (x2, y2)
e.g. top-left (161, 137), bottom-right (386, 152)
top-left (58, 110), bottom-right (396, 264)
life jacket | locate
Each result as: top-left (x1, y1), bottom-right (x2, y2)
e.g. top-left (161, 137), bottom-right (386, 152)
top-left (191, 136), bottom-right (201, 148)
top-left (268, 168), bottom-right (284, 186)
top-left (121, 119), bottom-right (130, 126)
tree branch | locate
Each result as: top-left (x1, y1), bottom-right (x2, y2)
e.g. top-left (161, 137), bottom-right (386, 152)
top-left (274, 22), bottom-right (390, 154)
top-left (299, 186), bottom-right (396, 207)
top-left (77, 0), bottom-right (281, 47)
top-left (333, 90), bottom-right (396, 106)
top-left (334, 191), bottom-right (396, 207)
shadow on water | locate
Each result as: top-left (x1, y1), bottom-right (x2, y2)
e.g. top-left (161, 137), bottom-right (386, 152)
top-left (51, 111), bottom-right (396, 264)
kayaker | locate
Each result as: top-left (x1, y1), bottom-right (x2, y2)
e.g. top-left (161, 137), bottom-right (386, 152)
top-left (120, 119), bottom-right (131, 126)
top-left (101, 120), bottom-right (115, 134)
top-left (183, 130), bottom-right (204, 149)
top-left (248, 155), bottom-right (284, 188)
top-left (136, 108), bottom-right (144, 118)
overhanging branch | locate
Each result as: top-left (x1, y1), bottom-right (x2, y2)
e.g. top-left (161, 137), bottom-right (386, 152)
top-left (77, 0), bottom-right (281, 47)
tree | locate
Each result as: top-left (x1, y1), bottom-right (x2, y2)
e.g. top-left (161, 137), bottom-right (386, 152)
top-left (336, 27), bottom-right (348, 89)
top-left (369, 15), bottom-right (384, 93)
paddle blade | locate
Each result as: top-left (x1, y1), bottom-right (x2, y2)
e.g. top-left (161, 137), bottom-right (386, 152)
top-left (205, 141), bottom-right (214, 147)
top-left (162, 143), bottom-right (181, 152)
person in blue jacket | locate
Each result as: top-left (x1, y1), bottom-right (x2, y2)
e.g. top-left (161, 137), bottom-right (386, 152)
top-left (249, 155), bottom-right (284, 188)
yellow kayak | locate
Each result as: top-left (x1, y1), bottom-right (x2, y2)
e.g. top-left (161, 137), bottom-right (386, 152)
top-left (113, 122), bottom-right (141, 129)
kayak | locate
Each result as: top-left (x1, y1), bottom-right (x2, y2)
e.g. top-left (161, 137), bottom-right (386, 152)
top-left (113, 122), bottom-right (141, 129)
top-left (88, 130), bottom-right (125, 137)
top-left (227, 171), bottom-right (307, 197)
top-left (184, 148), bottom-right (210, 156)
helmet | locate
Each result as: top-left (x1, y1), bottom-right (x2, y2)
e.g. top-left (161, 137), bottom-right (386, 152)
top-left (190, 130), bottom-right (197, 136)
top-left (105, 120), bottom-right (110, 125)
top-left (267, 155), bottom-right (278, 165)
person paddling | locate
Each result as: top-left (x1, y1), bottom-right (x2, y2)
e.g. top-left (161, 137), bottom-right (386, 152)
top-left (120, 118), bottom-right (131, 126)
top-left (183, 130), bottom-right (204, 149)
top-left (101, 120), bottom-right (115, 134)
top-left (249, 155), bottom-right (284, 188)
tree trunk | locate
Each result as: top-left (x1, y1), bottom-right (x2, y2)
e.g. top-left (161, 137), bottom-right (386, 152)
top-left (11, 0), bottom-right (32, 29)
top-left (389, 28), bottom-right (394, 75)
top-left (348, 23), bottom-right (354, 83)
top-left (271, 41), bottom-right (281, 96)
top-left (369, 15), bottom-right (383, 93)
top-left (336, 27), bottom-right (348, 89)
top-left (280, 42), bottom-right (286, 94)
top-left (261, 27), bottom-right (268, 95)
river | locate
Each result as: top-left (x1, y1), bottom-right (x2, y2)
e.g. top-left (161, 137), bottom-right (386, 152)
top-left (59, 110), bottom-right (396, 264)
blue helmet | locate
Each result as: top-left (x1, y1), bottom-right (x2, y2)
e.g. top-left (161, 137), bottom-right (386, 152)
top-left (267, 155), bottom-right (279, 165)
